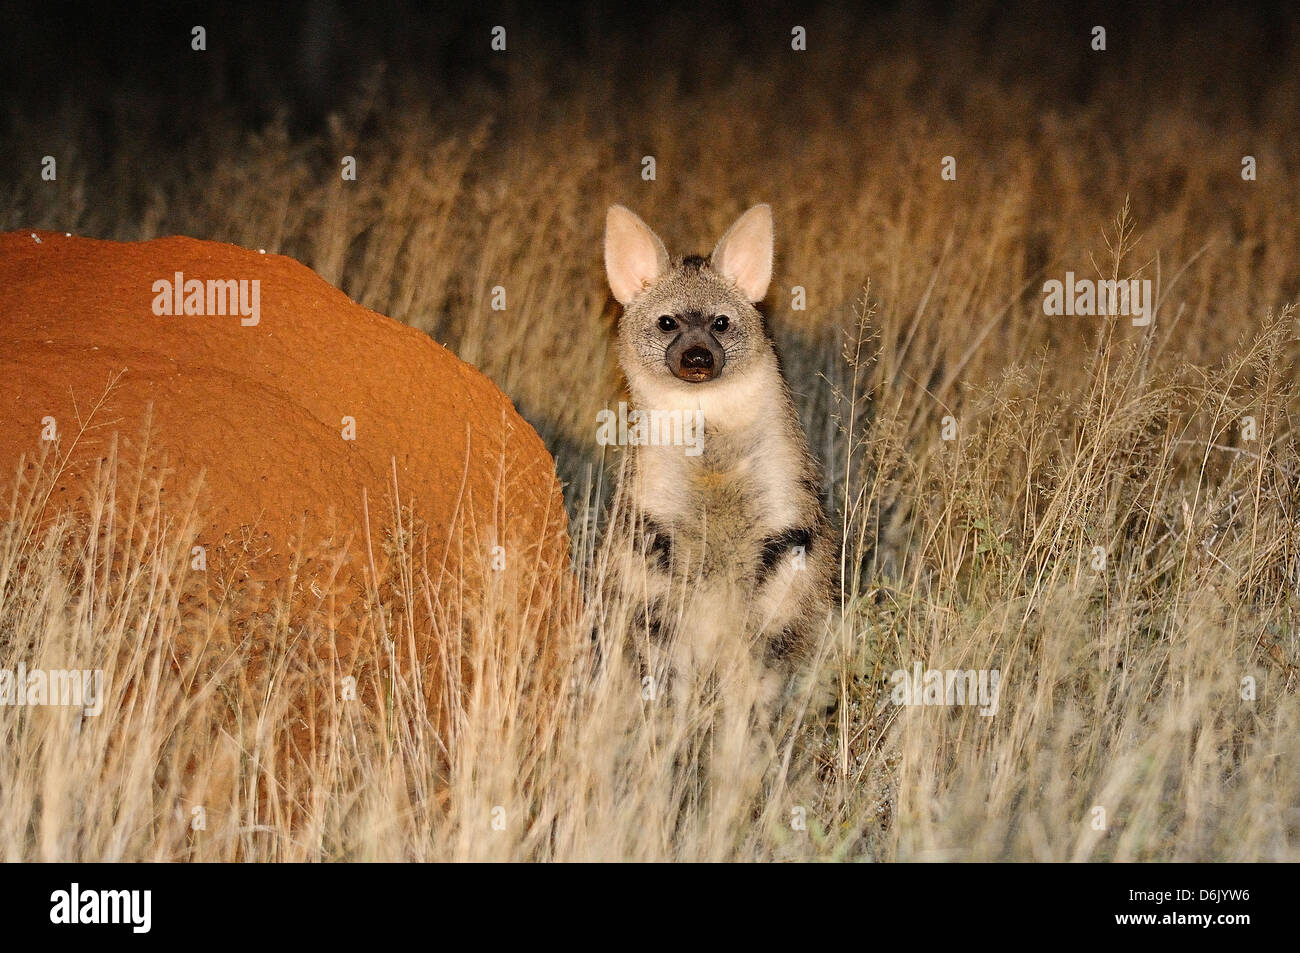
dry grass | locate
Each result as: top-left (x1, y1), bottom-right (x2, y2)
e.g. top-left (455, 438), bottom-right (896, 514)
top-left (2, 5), bottom-right (1298, 860)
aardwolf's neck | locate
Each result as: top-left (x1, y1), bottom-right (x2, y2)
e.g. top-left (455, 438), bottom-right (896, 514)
top-left (631, 372), bottom-right (813, 535)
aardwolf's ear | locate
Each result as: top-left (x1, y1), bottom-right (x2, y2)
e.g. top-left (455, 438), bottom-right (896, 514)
top-left (710, 204), bottom-right (773, 302)
top-left (605, 205), bottom-right (670, 305)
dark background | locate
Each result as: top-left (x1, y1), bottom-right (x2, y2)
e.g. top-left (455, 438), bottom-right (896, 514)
top-left (3, 1), bottom-right (1295, 142)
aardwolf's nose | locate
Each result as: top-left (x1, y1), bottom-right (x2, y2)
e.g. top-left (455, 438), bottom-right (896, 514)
top-left (682, 347), bottom-right (714, 370)
top-left (671, 342), bottom-right (721, 382)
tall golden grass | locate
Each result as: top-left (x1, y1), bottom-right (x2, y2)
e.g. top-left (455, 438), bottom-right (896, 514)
top-left (2, 7), bottom-right (1297, 859)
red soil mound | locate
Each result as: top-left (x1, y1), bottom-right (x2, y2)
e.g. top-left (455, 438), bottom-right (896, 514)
top-left (0, 230), bottom-right (573, 753)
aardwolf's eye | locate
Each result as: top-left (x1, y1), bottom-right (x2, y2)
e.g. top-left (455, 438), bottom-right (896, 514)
top-left (657, 315), bottom-right (679, 332)
top-left (711, 315), bottom-right (729, 333)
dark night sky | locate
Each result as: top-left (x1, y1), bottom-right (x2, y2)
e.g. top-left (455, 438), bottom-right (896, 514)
top-left (3, 1), bottom-right (1294, 136)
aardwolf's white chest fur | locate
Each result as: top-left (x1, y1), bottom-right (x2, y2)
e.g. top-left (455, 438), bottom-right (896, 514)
top-left (599, 203), bottom-right (835, 700)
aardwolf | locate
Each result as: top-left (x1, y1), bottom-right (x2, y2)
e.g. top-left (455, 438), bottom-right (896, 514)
top-left (599, 203), bottom-right (835, 717)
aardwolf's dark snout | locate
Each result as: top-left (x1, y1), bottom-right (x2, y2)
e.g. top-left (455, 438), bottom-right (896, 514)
top-left (674, 344), bottom-right (720, 382)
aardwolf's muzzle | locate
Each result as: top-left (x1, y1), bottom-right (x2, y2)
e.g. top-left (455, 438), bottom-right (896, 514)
top-left (669, 339), bottom-right (724, 382)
